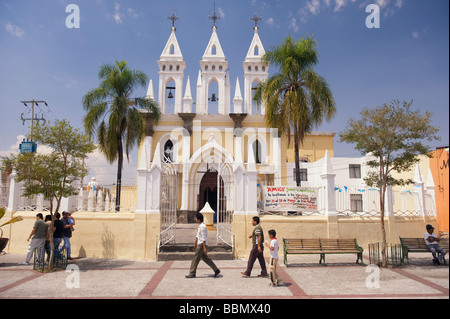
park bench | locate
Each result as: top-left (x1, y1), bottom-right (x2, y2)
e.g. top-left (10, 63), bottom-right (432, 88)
top-left (282, 238), bottom-right (364, 267)
top-left (400, 237), bottom-right (449, 265)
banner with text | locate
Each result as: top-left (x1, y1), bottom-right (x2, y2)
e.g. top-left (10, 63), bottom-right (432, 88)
top-left (263, 186), bottom-right (318, 212)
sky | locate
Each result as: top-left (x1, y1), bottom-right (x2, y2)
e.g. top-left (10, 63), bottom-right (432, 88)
top-left (0, 0), bottom-right (449, 184)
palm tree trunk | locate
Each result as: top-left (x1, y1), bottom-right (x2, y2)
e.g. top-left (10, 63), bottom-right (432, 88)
top-left (294, 124), bottom-right (301, 187)
top-left (115, 138), bottom-right (123, 212)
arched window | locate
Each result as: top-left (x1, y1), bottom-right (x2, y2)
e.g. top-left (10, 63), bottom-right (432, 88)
top-left (212, 45), bottom-right (217, 55)
top-left (170, 44), bottom-right (175, 55)
top-left (163, 140), bottom-right (174, 163)
top-left (254, 45), bottom-right (259, 56)
top-left (253, 140), bottom-right (262, 164)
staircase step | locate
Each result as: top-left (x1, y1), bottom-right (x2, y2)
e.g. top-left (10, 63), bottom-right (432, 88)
top-left (160, 244), bottom-right (232, 253)
top-left (157, 251), bottom-right (234, 261)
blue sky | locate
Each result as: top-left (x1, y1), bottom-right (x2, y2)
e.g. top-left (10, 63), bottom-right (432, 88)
top-left (0, 0), bottom-right (448, 182)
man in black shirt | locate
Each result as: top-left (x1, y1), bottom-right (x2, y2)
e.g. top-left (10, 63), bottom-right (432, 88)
top-left (53, 212), bottom-right (64, 258)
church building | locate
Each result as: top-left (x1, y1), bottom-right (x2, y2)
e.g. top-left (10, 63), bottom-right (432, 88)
top-left (136, 11), bottom-right (335, 229)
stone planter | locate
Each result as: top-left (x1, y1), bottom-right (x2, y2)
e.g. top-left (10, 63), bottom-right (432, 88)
top-left (200, 202), bottom-right (216, 230)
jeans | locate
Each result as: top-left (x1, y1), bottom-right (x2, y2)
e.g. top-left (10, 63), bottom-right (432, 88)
top-left (53, 237), bottom-right (62, 258)
top-left (60, 236), bottom-right (71, 258)
top-left (427, 244), bottom-right (446, 261)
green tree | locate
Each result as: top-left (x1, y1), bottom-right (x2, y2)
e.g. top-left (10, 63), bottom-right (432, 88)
top-left (340, 100), bottom-right (440, 267)
top-left (254, 35), bottom-right (336, 186)
top-left (2, 119), bottom-right (95, 269)
top-left (83, 60), bottom-right (160, 212)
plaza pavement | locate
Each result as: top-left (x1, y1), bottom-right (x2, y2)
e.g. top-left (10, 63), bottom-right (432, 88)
top-left (0, 252), bottom-right (448, 300)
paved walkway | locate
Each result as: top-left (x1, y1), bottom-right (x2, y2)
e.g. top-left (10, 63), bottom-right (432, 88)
top-left (0, 252), bottom-right (448, 300)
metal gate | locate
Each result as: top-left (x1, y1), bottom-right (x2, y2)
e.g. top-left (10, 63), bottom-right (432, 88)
top-left (217, 161), bottom-right (234, 247)
top-left (159, 162), bottom-right (177, 247)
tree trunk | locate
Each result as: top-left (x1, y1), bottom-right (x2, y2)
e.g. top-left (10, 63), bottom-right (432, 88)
top-left (115, 138), bottom-right (123, 212)
top-left (48, 217), bottom-right (55, 270)
top-left (380, 184), bottom-right (387, 267)
top-left (294, 125), bottom-right (301, 187)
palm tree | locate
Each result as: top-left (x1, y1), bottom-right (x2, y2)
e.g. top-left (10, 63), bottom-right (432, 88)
top-left (83, 60), bottom-right (160, 211)
top-left (254, 35), bottom-right (336, 186)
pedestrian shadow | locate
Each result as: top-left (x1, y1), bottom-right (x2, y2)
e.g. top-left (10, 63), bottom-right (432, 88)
top-left (71, 258), bottom-right (135, 271)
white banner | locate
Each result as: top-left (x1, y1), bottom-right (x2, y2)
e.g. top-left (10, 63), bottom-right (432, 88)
top-left (263, 186), bottom-right (318, 212)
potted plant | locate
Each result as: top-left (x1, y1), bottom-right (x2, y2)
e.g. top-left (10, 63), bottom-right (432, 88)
top-left (0, 207), bottom-right (23, 253)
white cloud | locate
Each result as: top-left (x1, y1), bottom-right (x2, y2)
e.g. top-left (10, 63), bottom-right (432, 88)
top-left (265, 17), bottom-right (279, 28)
top-left (375, 0), bottom-right (389, 8)
top-left (53, 75), bottom-right (78, 89)
top-left (306, 0), bottom-right (321, 15)
top-left (218, 7), bottom-right (225, 19)
top-left (0, 135), bottom-right (26, 158)
top-left (296, 0), bottom-right (403, 24)
top-left (127, 8), bottom-right (138, 19)
top-left (0, 135), bottom-right (56, 158)
top-left (289, 17), bottom-right (300, 33)
top-left (5, 23), bottom-right (24, 39)
top-left (412, 28), bottom-right (427, 39)
top-left (113, 3), bottom-right (122, 24)
top-left (395, 0), bottom-right (403, 9)
top-left (84, 147), bottom-right (136, 184)
top-left (334, 0), bottom-right (348, 12)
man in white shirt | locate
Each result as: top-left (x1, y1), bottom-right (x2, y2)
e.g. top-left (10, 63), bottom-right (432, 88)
top-left (424, 224), bottom-right (446, 265)
top-left (186, 213), bottom-right (221, 278)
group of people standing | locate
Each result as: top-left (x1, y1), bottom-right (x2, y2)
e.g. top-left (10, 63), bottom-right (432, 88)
top-left (187, 214), bottom-right (282, 287)
top-left (21, 211), bottom-right (74, 265)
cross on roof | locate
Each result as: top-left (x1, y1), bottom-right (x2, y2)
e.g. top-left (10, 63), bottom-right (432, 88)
top-left (167, 12), bottom-right (179, 29)
top-left (208, 4), bottom-right (220, 28)
top-left (250, 13), bottom-right (262, 30)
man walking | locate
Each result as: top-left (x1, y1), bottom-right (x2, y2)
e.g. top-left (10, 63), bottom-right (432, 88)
top-left (21, 213), bottom-right (46, 265)
top-left (185, 213), bottom-right (221, 278)
top-left (241, 216), bottom-right (268, 278)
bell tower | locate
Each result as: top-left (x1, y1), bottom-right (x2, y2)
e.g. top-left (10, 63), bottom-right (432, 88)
top-left (196, 8), bottom-right (230, 114)
top-left (243, 14), bottom-right (269, 115)
top-left (157, 12), bottom-right (186, 114)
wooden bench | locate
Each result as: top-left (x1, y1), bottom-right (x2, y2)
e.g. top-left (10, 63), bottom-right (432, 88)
top-left (282, 238), bottom-right (364, 267)
top-left (400, 237), bottom-right (449, 265)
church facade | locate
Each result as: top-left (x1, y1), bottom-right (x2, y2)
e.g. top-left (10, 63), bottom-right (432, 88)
top-left (136, 14), bottom-right (335, 226)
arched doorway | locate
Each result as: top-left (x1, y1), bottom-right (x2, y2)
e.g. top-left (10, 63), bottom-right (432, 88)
top-left (198, 171), bottom-right (224, 222)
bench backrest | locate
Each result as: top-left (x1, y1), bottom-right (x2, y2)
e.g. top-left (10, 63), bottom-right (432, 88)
top-left (400, 237), bottom-right (428, 249)
top-left (440, 238), bottom-right (449, 250)
top-left (400, 237), bottom-right (449, 250)
top-left (283, 238), bottom-right (359, 251)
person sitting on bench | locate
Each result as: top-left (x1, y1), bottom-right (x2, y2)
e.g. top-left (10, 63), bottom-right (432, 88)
top-left (424, 224), bottom-right (446, 265)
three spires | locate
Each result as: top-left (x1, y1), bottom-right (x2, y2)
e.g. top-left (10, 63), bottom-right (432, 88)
top-left (152, 10), bottom-right (268, 115)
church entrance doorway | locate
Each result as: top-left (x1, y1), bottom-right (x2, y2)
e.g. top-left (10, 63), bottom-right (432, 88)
top-left (198, 171), bottom-right (224, 223)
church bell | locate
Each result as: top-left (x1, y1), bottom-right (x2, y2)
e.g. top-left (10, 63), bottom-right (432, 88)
top-left (209, 93), bottom-right (218, 102)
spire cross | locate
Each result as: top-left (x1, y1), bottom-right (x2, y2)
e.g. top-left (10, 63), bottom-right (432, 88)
top-left (208, 3), bottom-right (220, 28)
top-left (250, 13), bottom-right (262, 30)
top-left (167, 12), bottom-right (179, 29)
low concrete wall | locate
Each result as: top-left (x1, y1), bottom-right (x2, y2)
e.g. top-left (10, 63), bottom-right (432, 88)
top-left (2, 211), bottom-right (439, 261)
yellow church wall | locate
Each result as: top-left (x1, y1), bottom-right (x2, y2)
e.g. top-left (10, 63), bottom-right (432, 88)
top-left (4, 211), bottom-right (437, 261)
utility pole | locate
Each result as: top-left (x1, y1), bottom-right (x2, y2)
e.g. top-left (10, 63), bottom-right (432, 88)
top-left (20, 99), bottom-right (47, 140)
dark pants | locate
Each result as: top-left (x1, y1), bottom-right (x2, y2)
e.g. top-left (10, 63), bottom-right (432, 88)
top-left (244, 244), bottom-right (268, 276)
top-left (189, 245), bottom-right (219, 276)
